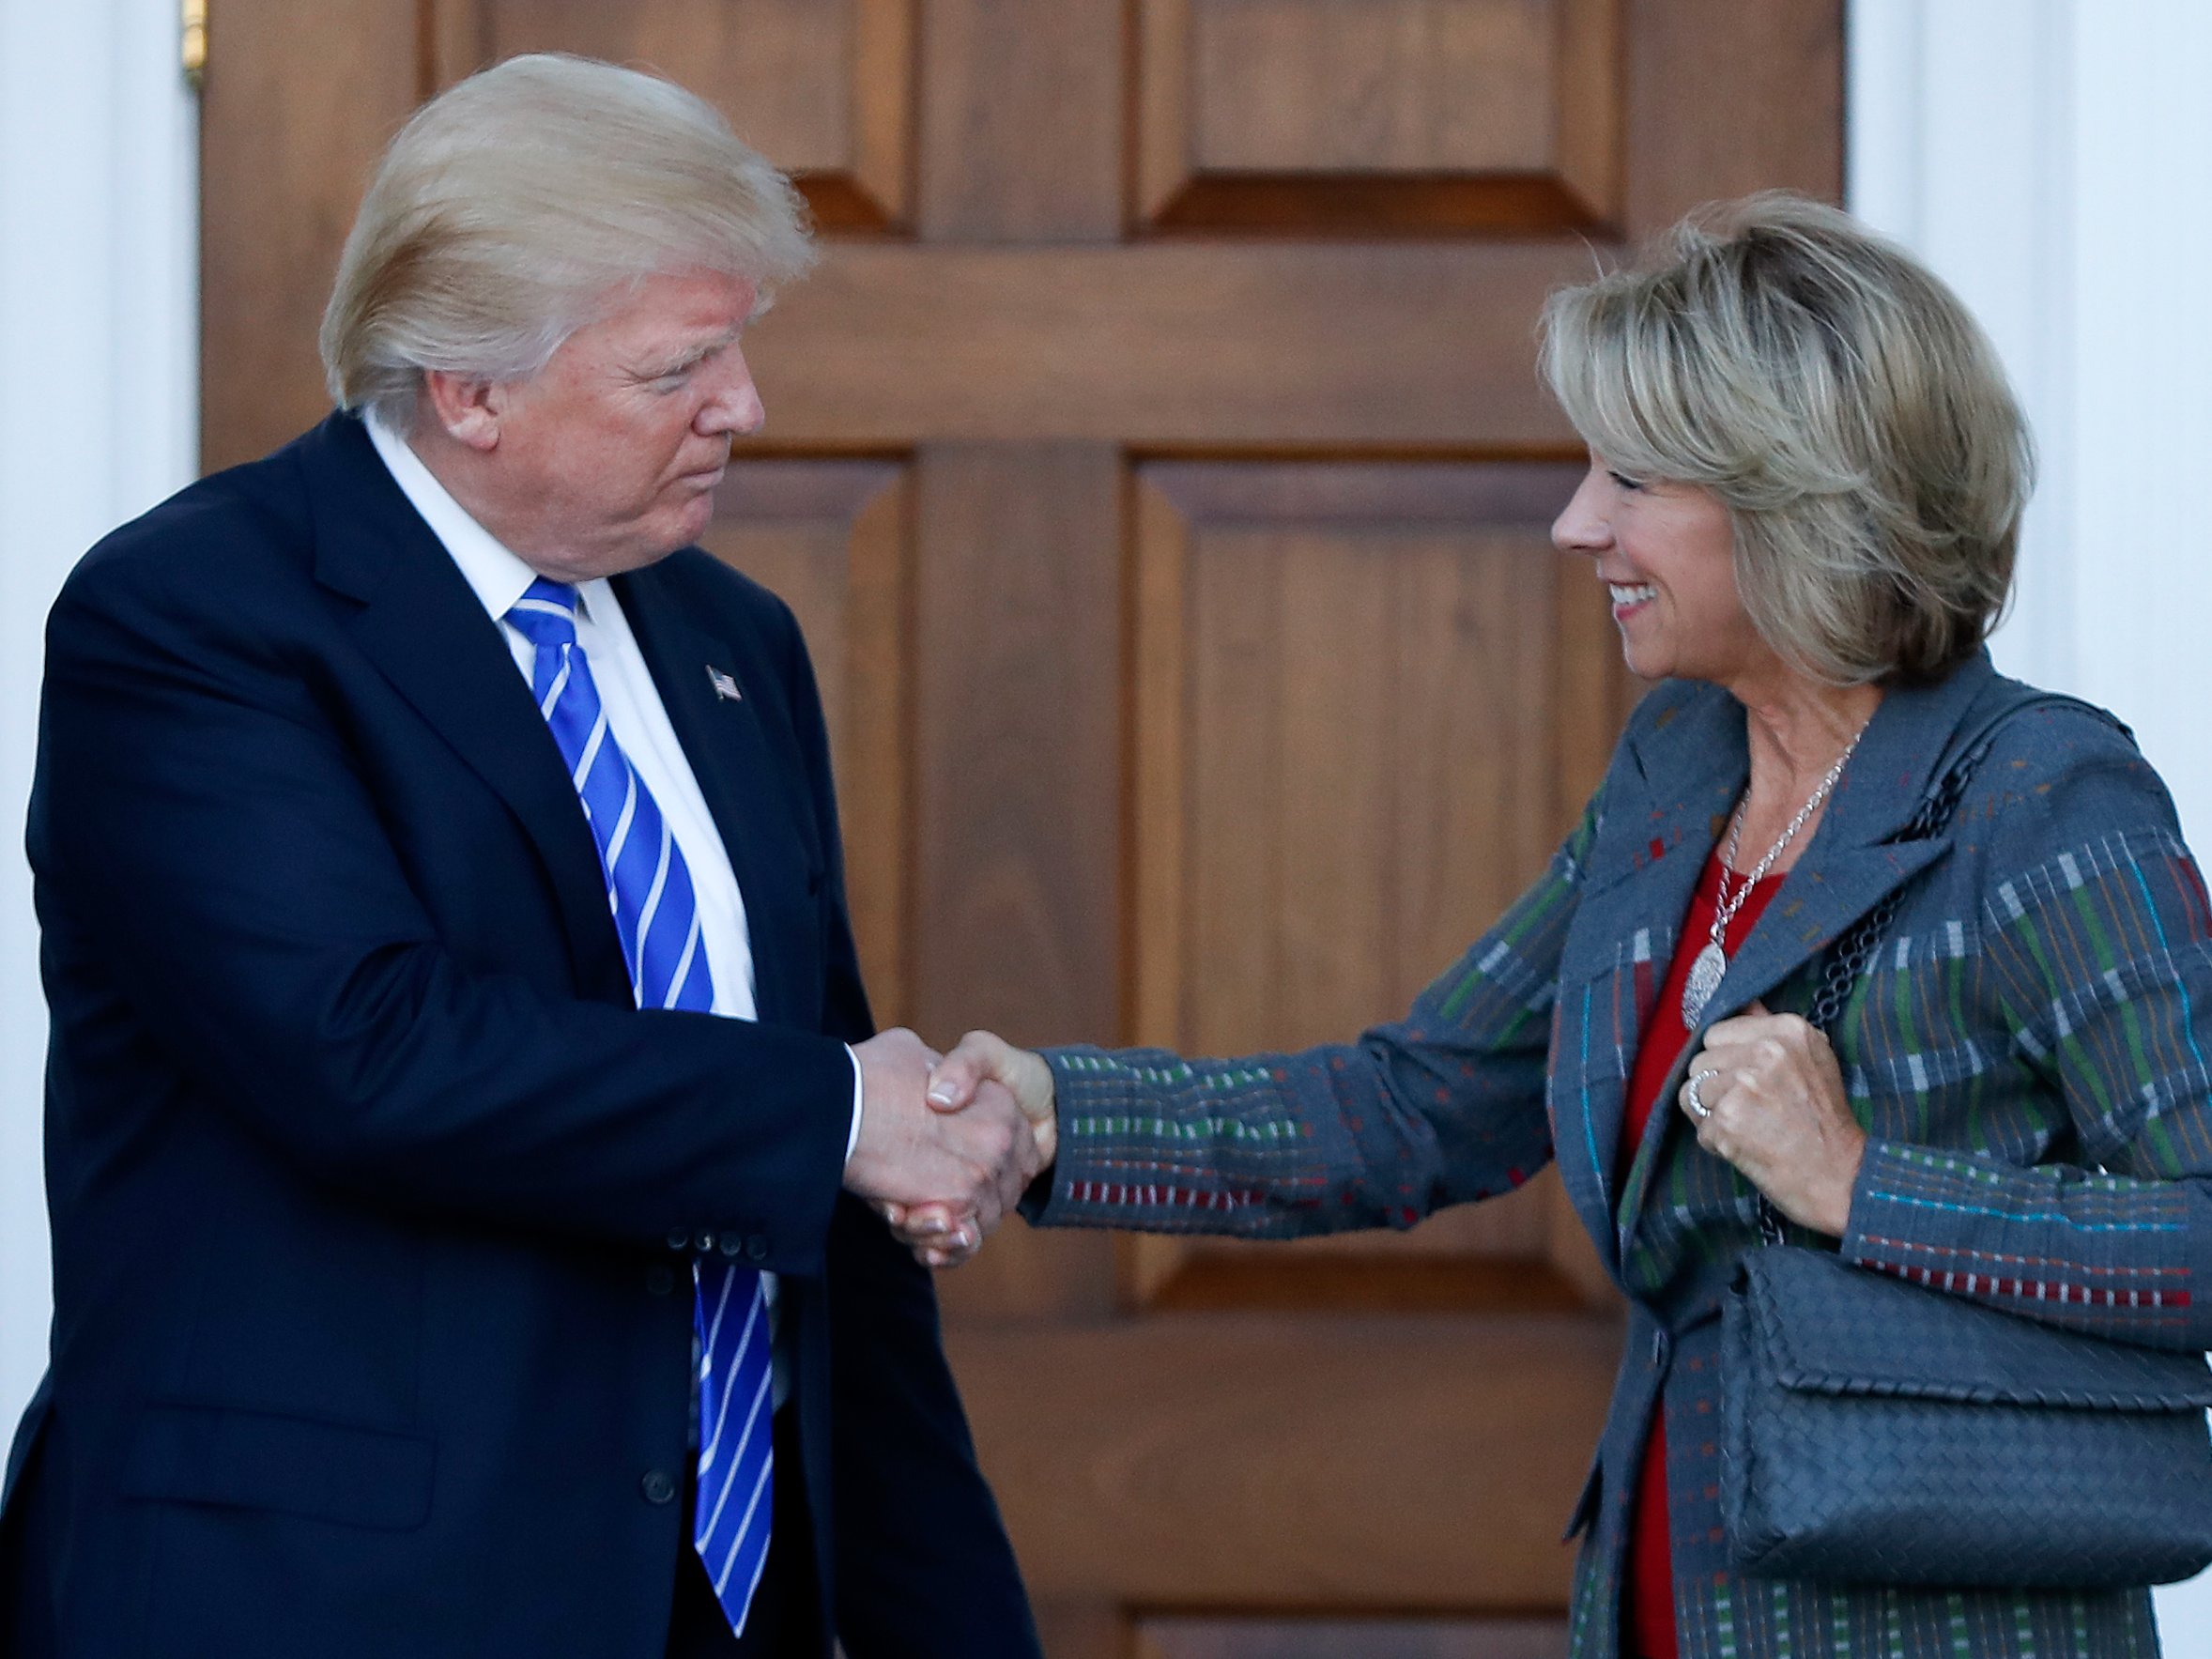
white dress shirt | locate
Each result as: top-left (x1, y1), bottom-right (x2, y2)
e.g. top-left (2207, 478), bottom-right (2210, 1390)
top-left (364, 414), bottom-right (862, 1353)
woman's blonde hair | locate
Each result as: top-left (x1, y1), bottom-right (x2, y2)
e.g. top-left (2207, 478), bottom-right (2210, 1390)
top-left (320, 54), bottom-right (816, 429)
top-left (1540, 192), bottom-right (2030, 684)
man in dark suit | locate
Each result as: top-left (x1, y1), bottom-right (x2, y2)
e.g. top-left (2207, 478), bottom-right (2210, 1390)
top-left (0, 54), bottom-right (1044, 1659)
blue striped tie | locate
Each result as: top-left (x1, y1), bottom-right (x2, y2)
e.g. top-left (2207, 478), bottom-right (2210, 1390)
top-left (506, 579), bottom-right (775, 1636)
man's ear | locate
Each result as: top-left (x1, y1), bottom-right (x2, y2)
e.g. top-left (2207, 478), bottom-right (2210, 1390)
top-left (420, 370), bottom-right (505, 452)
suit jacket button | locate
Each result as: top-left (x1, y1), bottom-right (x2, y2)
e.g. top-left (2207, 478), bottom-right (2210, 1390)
top-left (693, 1232), bottom-right (717, 1254)
top-left (641, 1469), bottom-right (677, 1506)
top-left (718, 1236), bottom-right (745, 1258)
top-left (645, 1263), bottom-right (677, 1297)
top-left (745, 1236), bottom-right (770, 1263)
top-left (665, 1231), bottom-right (689, 1252)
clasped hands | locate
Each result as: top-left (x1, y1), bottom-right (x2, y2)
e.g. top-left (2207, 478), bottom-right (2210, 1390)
top-left (842, 1029), bottom-right (1056, 1261)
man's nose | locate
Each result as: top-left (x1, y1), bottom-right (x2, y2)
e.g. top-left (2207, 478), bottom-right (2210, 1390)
top-left (698, 348), bottom-right (764, 437)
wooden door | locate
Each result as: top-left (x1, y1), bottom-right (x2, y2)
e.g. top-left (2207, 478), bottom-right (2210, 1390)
top-left (202, 4), bottom-right (1842, 1652)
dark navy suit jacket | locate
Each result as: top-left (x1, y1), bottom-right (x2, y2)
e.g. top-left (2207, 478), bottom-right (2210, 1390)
top-left (0, 412), bottom-right (1039, 1658)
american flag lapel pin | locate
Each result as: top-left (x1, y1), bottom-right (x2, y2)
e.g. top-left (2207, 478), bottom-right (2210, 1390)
top-left (706, 665), bottom-right (744, 703)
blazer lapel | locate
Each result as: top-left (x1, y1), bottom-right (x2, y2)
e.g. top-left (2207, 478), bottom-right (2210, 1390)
top-left (1610, 653), bottom-right (2002, 1246)
top-left (611, 565), bottom-right (818, 1029)
top-left (300, 415), bottom-right (630, 1005)
top-left (1688, 653), bottom-right (1997, 1030)
top-left (1549, 685), bottom-right (1744, 1268)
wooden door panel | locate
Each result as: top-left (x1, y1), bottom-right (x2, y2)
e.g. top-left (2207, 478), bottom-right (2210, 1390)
top-left (1122, 459), bottom-right (1612, 1319)
top-left (1136, 461), bottom-right (1576, 1056)
top-left (1190, 0), bottom-right (1563, 172)
top-left (200, 1), bottom-right (1840, 1648)
top-left (1137, 1617), bottom-right (1569, 1658)
top-left (1139, 0), bottom-right (1620, 232)
top-left (945, 1313), bottom-right (1615, 1605)
top-left (432, 0), bottom-right (914, 229)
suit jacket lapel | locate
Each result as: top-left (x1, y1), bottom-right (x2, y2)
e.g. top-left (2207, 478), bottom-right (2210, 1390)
top-left (612, 564), bottom-right (816, 1029)
top-left (301, 414), bottom-right (631, 1005)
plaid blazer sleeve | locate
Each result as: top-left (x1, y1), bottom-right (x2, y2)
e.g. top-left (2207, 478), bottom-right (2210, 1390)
top-left (1025, 790), bottom-right (1605, 1237)
top-left (1842, 705), bottom-right (2212, 1350)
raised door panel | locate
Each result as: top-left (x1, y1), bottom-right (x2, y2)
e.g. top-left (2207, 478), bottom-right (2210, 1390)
top-left (1138, 0), bottom-right (1620, 232)
top-left (436, 0), bottom-right (914, 229)
top-left (1123, 461), bottom-right (1618, 1313)
top-left (944, 1313), bottom-right (1617, 1606)
top-left (1191, 0), bottom-right (1560, 172)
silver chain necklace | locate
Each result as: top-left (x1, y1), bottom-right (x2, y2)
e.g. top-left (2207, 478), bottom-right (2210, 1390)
top-left (1680, 730), bottom-right (1865, 1029)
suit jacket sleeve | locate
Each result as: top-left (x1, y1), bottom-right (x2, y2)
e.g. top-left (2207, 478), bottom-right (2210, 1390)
top-left (31, 530), bottom-right (853, 1265)
top-left (1841, 705), bottom-right (2212, 1350)
top-left (1023, 791), bottom-right (1606, 1237)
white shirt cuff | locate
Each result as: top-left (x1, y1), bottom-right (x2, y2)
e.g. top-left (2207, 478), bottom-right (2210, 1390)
top-left (843, 1044), bottom-right (865, 1163)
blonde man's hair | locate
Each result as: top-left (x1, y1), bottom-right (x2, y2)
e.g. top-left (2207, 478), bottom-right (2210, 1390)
top-left (1540, 192), bottom-right (2030, 685)
top-left (320, 54), bottom-right (816, 428)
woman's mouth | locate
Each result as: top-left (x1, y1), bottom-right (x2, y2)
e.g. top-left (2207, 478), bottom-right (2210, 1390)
top-left (1608, 580), bottom-right (1657, 619)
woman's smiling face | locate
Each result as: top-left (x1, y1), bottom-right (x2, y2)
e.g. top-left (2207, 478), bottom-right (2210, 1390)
top-left (1551, 455), bottom-right (1774, 688)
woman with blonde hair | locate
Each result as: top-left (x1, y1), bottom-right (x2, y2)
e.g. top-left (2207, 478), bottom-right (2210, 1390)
top-left (908, 193), bottom-right (2212, 1658)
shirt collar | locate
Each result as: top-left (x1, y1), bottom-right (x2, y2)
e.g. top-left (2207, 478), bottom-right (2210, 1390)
top-left (362, 409), bottom-right (608, 629)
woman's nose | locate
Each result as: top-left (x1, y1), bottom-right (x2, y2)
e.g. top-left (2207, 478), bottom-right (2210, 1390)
top-left (1551, 469), bottom-right (1611, 556)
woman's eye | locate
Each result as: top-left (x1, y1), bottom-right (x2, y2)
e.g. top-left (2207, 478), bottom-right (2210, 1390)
top-left (1606, 469), bottom-right (1645, 492)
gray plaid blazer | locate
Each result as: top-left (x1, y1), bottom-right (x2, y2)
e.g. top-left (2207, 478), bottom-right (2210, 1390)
top-left (1028, 651), bottom-right (2208, 1658)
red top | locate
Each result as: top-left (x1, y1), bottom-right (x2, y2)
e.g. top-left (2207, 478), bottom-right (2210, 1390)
top-left (1616, 850), bottom-right (1785, 1659)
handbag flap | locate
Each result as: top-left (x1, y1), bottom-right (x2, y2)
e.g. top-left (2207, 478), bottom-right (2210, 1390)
top-left (1739, 1247), bottom-right (2212, 1410)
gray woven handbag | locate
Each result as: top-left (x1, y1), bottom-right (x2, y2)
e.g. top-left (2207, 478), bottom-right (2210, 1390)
top-left (1718, 697), bottom-right (2212, 1589)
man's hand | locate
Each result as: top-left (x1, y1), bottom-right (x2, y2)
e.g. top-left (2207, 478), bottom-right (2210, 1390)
top-left (1677, 1001), bottom-right (1866, 1237)
top-left (843, 1029), bottom-right (1044, 1245)
top-left (874, 1031), bottom-right (1059, 1267)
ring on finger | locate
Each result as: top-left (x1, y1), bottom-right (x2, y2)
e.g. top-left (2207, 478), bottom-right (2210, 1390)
top-left (1684, 1068), bottom-right (1720, 1121)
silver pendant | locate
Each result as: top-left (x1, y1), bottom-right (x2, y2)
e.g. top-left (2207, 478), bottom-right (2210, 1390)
top-left (1682, 940), bottom-right (1728, 1029)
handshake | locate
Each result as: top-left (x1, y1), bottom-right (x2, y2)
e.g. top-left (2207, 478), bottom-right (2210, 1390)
top-left (842, 1029), bottom-right (1057, 1267)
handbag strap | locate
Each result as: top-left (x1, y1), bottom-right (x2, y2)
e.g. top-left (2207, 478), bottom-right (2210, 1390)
top-left (1756, 689), bottom-right (2119, 1245)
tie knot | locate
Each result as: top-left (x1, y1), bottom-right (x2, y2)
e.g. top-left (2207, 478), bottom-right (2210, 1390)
top-left (505, 577), bottom-right (581, 649)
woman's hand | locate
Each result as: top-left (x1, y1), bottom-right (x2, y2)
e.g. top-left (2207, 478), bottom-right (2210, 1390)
top-left (874, 1032), bottom-right (1059, 1268)
top-left (1677, 1002), bottom-right (1865, 1237)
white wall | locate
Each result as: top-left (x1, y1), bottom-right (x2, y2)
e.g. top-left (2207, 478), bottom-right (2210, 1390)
top-left (1851, 4), bottom-right (2212, 1650)
top-left (0, 0), bottom-right (198, 1428)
